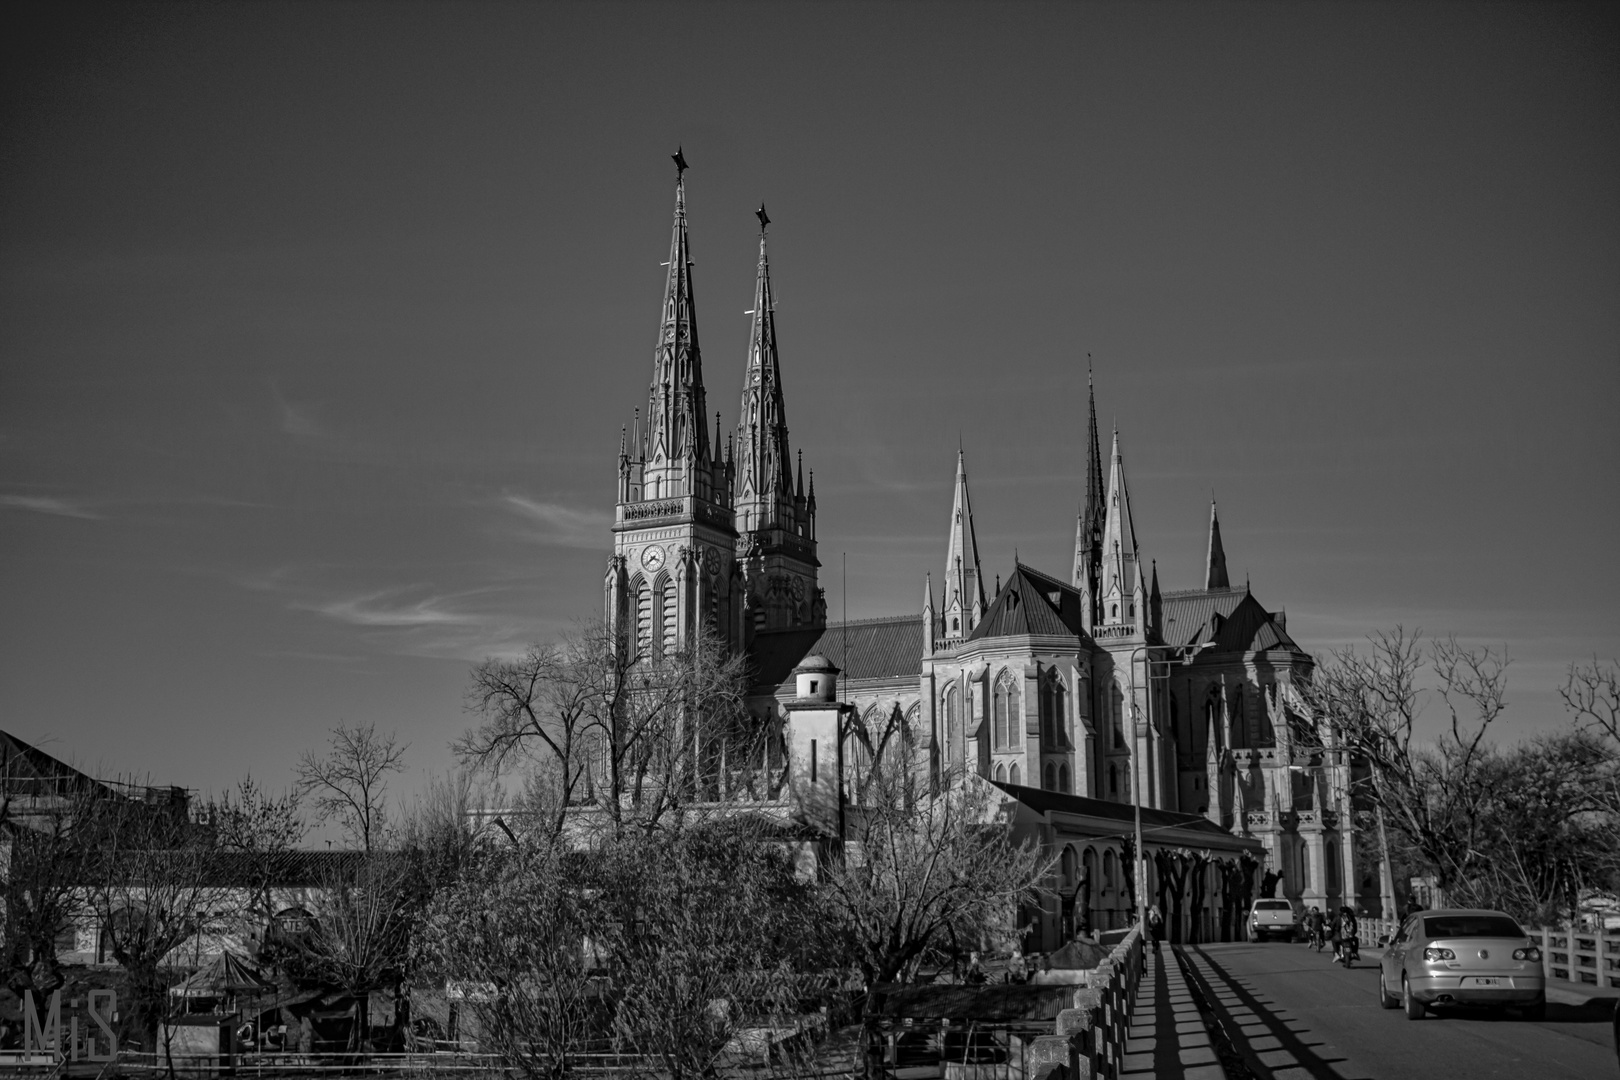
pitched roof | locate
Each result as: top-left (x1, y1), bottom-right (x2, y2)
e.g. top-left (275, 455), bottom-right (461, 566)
top-left (967, 564), bottom-right (1084, 641)
top-left (992, 781), bottom-right (1239, 838)
top-left (1159, 588), bottom-right (1305, 656)
top-left (750, 616), bottom-right (923, 691)
top-left (1158, 587), bottom-right (1247, 647)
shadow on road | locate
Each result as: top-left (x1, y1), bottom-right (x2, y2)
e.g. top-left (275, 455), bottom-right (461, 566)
top-left (1182, 946), bottom-right (1376, 1080)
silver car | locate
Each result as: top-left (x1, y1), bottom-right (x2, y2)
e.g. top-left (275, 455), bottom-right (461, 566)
top-left (1378, 908), bottom-right (1545, 1019)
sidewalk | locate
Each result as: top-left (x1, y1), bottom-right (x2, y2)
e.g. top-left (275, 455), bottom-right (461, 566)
top-left (1121, 945), bottom-right (1228, 1079)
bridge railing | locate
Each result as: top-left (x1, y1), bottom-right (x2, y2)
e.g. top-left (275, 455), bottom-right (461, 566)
top-left (1360, 917), bottom-right (1620, 989)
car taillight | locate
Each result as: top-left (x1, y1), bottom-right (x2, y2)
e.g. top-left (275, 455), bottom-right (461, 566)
top-left (1423, 947), bottom-right (1456, 962)
top-left (1512, 946), bottom-right (1541, 962)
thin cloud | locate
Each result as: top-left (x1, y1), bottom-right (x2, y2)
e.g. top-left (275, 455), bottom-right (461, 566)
top-left (0, 495), bottom-right (100, 519)
top-left (503, 495), bottom-right (612, 549)
top-left (312, 591), bottom-right (481, 628)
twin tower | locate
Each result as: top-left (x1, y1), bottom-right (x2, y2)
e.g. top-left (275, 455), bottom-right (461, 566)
top-left (605, 152), bottom-right (822, 659)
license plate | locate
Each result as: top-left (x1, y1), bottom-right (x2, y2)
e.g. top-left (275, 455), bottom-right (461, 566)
top-left (1464, 977), bottom-right (1504, 987)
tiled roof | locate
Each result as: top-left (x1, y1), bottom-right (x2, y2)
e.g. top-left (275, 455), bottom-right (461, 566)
top-left (1159, 588), bottom-right (1246, 647)
top-left (992, 782), bottom-right (1239, 838)
top-left (967, 564), bottom-right (1084, 641)
top-left (1160, 588), bottom-right (1305, 656)
top-left (749, 616), bottom-right (924, 691)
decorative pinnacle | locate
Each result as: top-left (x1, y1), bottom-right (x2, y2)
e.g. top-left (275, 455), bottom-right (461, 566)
top-left (672, 147), bottom-right (688, 177)
top-left (756, 203), bottom-right (770, 231)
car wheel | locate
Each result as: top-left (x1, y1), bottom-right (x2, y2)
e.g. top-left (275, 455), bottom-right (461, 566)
top-left (1378, 972), bottom-right (1398, 1009)
top-left (1402, 975), bottom-right (1425, 1020)
top-left (1520, 998), bottom-right (1545, 1021)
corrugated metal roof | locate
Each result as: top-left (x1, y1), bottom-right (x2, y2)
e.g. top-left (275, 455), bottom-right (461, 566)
top-left (967, 564), bottom-right (1084, 641)
top-left (750, 616), bottom-right (924, 691)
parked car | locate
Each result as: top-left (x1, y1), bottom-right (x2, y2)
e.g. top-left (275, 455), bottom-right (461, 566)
top-left (1248, 899), bottom-right (1297, 942)
top-left (1377, 908), bottom-right (1545, 1020)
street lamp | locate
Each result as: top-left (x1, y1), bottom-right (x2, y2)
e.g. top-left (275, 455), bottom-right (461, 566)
top-left (1124, 640), bottom-right (1215, 928)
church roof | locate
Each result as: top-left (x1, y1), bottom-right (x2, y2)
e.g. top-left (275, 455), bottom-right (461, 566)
top-left (966, 564), bottom-right (1085, 641)
top-left (1160, 587), bottom-right (1304, 655)
top-left (750, 615), bottom-right (923, 691)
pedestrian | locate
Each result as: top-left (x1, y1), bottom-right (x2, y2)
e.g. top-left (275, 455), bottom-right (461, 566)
top-left (1148, 904), bottom-right (1164, 950)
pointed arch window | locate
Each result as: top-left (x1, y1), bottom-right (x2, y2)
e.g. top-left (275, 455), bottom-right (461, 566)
top-left (661, 577), bottom-right (678, 655)
top-left (993, 682), bottom-right (1009, 749)
top-left (943, 685), bottom-right (961, 764)
top-left (1058, 763), bottom-right (1070, 794)
top-left (1111, 683), bottom-right (1125, 749)
top-left (1043, 761), bottom-right (1057, 791)
top-left (1040, 675), bottom-right (1067, 747)
top-left (634, 578), bottom-right (653, 660)
top-left (994, 762), bottom-right (1007, 784)
top-left (1008, 763), bottom-right (1020, 787)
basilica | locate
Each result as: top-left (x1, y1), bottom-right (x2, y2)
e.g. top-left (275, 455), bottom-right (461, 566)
top-left (602, 154), bottom-right (1370, 942)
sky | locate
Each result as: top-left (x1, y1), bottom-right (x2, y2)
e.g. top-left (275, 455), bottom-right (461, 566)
top-left (2, 1), bottom-right (1616, 810)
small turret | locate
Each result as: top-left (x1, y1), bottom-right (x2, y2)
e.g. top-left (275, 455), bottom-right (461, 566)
top-left (1206, 499), bottom-right (1230, 590)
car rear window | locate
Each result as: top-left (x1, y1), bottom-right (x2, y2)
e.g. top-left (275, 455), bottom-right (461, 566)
top-left (1423, 915), bottom-right (1525, 939)
top-left (1255, 900), bottom-right (1291, 911)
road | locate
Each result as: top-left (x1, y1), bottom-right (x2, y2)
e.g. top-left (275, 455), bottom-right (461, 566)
top-left (1177, 939), bottom-right (1618, 1080)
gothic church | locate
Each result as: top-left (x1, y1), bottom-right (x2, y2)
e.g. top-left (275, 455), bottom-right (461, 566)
top-left (604, 155), bottom-right (1367, 939)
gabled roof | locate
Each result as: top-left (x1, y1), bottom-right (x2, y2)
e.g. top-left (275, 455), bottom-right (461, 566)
top-left (0, 729), bottom-right (122, 800)
top-left (750, 616), bottom-right (923, 691)
top-left (1161, 588), bottom-right (1304, 656)
top-left (967, 564), bottom-right (1084, 641)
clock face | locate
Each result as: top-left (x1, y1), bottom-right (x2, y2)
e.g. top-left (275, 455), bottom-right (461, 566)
top-left (641, 544), bottom-right (666, 572)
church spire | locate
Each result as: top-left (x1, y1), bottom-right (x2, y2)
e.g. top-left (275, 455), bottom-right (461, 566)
top-left (942, 447), bottom-right (986, 640)
top-left (1073, 360), bottom-right (1106, 620)
top-left (734, 205), bottom-right (795, 535)
top-left (1205, 499), bottom-right (1231, 590)
top-left (1099, 429), bottom-right (1143, 629)
top-left (643, 149), bottom-right (709, 479)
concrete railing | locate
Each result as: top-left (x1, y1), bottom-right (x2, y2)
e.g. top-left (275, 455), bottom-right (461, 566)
top-left (1539, 926), bottom-right (1620, 988)
top-left (1024, 925), bottom-right (1145, 1080)
top-left (1360, 917), bottom-right (1620, 989)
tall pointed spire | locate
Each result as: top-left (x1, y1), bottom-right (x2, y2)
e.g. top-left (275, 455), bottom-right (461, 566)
top-left (1205, 499), bottom-right (1231, 590)
top-left (942, 447), bottom-right (986, 640)
top-left (642, 150), bottom-right (710, 490)
top-left (1073, 359), bottom-right (1106, 611)
top-left (1099, 429), bottom-right (1142, 628)
top-left (734, 205), bottom-right (795, 535)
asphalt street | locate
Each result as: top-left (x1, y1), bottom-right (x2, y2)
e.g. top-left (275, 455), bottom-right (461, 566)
top-left (1178, 940), bottom-right (1618, 1080)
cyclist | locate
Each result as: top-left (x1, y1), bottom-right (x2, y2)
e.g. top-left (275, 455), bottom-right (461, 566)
top-left (1306, 906), bottom-right (1326, 951)
top-left (1332, 906), bottom-right (1359, 966)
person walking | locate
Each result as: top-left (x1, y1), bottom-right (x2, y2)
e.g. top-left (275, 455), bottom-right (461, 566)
top-left (1307, 906), bottom-right (1325, 951)
top-left (1148, 904), bottom-right (1165, 951)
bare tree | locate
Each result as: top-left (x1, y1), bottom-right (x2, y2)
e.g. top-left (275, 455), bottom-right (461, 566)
top-left (1462, 732), bottom-right (1619, 924)
top-left (293, 853), bottom-right (414, 1053)
top-left (458, 622), bottom-right (757, 840)
top-left (1, 802), bottom-right (91, 1001)
top-left (80, 791), bottom-right (230, 1052)
top-left (816, 758), bottom-right (1050, 1076)
top-left (1295, 629), bottom-right (1506, 897)
top-left (1562, 658), bottom-right (1620, 747)
top-left (297, 722), bottom-right (407, 853)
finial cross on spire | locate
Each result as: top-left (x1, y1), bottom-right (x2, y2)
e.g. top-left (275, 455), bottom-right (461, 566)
top-left (756, 204), bottom-right (770, 231)
top-left (672, 147), bottom-right (688, 177)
